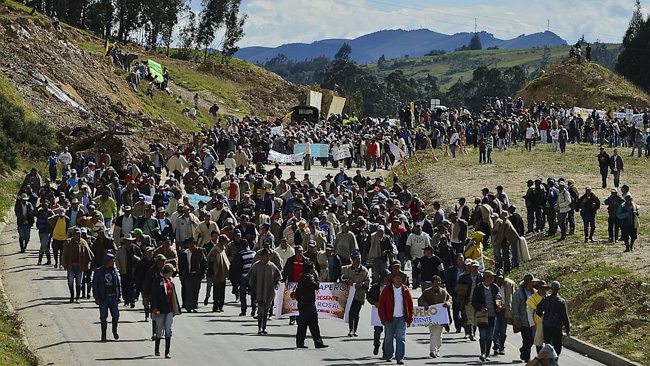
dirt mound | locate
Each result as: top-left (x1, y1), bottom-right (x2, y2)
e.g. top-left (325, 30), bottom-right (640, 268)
top-left (517, 58), bottom-right (650, 109)
top-left (0, 4), bottom-right (186, 161)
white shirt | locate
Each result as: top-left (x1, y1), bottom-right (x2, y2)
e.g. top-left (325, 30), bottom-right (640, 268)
top-left (185, 248), bottom-right (193, 271)
top-left (122, 215), bottom-right (134, 234)
top-left (525, 127), bottom-right (535, 139)
top-left (393, 286), bottom-right (404, 318)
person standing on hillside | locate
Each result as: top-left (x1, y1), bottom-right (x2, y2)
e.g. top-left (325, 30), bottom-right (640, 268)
top-left (609, 148), bottom-right (624, 189)
top-left (604, 188), bottom-right (623, 243)
top-left (597, 146), bottom-right (610, 188)
top-left (617, 194), bottom-right (640, 252)
top-left (578, 187), bottom-right (600, 243)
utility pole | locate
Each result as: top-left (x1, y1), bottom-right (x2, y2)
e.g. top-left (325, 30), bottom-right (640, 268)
top-left (475, 18), bottom-right (477, 34)
top-left (547, 19), bottom-right (550, 32)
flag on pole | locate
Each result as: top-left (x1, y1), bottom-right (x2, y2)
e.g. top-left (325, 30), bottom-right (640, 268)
top-left (283, 110), bottom-right (294, 120)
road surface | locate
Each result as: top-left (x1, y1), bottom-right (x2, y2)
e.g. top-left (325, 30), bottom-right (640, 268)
top-left (0, 163), bottom-right (603, 365)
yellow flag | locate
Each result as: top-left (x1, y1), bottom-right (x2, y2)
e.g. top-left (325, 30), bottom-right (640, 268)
top-left (283, 110), bottom-right (294, 119)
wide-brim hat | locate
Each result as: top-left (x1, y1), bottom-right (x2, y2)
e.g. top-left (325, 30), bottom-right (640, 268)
top-left (388, 270), bottom-right (407, 283)
top-left (121, 233), bottom-right (136, 243)
top-left (519, 274), bottom-right (539, 287)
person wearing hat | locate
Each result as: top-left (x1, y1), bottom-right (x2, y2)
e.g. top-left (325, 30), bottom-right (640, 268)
top-left (116, 233), bottom-right (143, 308)
top-left (377, 268), bottom-right (413, 364)
top-left (229, 236), bottom-right (256, 316)
top-left (414, 245), bottom-right (444, 293)
top-left (418, 275), bottom-right (452, 358)
top-left (92, 253), bottom-right (122, 342)
top-left (61, 228), bottom-right (93, 303)
top-left (91, 227), bottom-right (118, 269)
top-left (554, 181), bottom-right (572, 241)
top-left (604, 188), bottom-right (622, 243)
top-left (367, 269), bottom-right (391, 356)
top-left (47, 207), bottom-right (71, 268)
top-left (609, 148), bottom-right (624, 188)
top-left (274, 236), bottom-right (294, 268)
top-left (178, 238), bottom-right (207, 313)
top-left (97, 190), bottom-right (118, 231)
top-left (194, 212), bottom-right (219, 248)
top-left (333, 222), bottom-right (358, 265)
top-left (34, 201), bottom-right (53, 265)
top-left (527, 280), bottom-right (550, 353)
top-left (135, 245), bottom-right (156, 316)
top-left (341, 251), bottom-right (370, 337)
top-left (114, 205), bottom-right (135, 247)
top-left (206, 234), bottom-right (231, 312)
top-left (471, 269), bottom-right (502, 362)
top-left (512, 274), bottom-right (538, 362)
top-left (405, 224), bottom-right (431, 289)
top-left (536, 281), bottom-right (570, 358)
top-left (457, 259), bottom-right (483, 340)
top-left (248, 248), bottom-right (282, 334)
top-left (15, 193), bottom-right (35, 253)
top-left (597, 146), bottom-right (610, 188)
top-left (150, 263), bottom-right (181, 358)
top-left (20, 167), bottom-right (42, 194)
top-left (294, 261), bottom-right (328, 348)
top-left (154, 236), bottom-right (178, 270)
top-left (175, 206), bottom-right (199, 246)
top-left (155, 207), bottom-right (173, 242)
top-left (444, 254), bottom-right (467, 333)
top-left (143, 253), bottom-right (168, 336)
top-left (464, 231), bottom-right (493, 273)
top-left (617, 193), bottom-right (640, 252)
top-left (578, 186), bottom-right (600, 243)
top-left (493, 269), bottom-right (516, 356)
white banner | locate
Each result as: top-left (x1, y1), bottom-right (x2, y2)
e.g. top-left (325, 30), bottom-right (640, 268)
top-left (331, 144), bottom-right (351, 161)
top-left (270, 126), bottom-right (283, 136)
top-left (328, 96), bottom-right (346, 117)
top-left (307, 90), bottom-right (323, 111)
top-left (412, 305), bottom-right (450, 327)
top-left (275, 282), bottom-right (356, 322)
top-left (268, 150), bottom-right (304, 164)
top-left (388, 143), bottom-right (406, 162)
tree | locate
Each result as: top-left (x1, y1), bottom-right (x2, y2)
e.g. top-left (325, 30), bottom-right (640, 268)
top-left (196, 0), bottom-right (229, 62)
top-left (140, 0), bottom-right (183, 51)
top-left (176, 10), bottom-right (198, 60)
top-left (334, 42), bottom-right (352, 60)
top-left (540, 46), bottom-right (551, 70)
top-left (221, 0), bottom-right (247, 63)
top-left (503, 66), bottom-right (527, 96)
top-left (377, 54), bottom-right (386, 68)
top-left (115, 0), bottom-right (142, 43)
top-left (469, 33), bottom-right (482, 50)
top-left (616, 0), bottom-right (650, 90)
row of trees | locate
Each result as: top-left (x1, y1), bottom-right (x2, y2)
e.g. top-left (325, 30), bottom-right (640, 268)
top-left (25, 0), bottom-right (246, 61)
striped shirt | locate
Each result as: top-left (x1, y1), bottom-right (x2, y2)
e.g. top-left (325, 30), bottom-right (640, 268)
top-left (486, 136), bottom-right (494, 149)
top-left (239, 249), bottom-right (255, 278)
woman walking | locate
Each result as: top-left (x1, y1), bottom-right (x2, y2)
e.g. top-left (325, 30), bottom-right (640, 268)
top-left (472, 270), bottom-right (502, 362)
top-left (150, 263), bottom-right (181, 358)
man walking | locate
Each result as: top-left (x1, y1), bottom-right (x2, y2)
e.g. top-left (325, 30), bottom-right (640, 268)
top-left (248, 248), bottom-right (281, 334)
top-left (536, 281), bottom-right (571, 358)
top-left (597, 146), bottom-right (609, 188)
top-left (418, 275), bottom-right (451, 358)
top-left (61, 228), bottom-right (93, 303)
top-left (604, 188), bottom-right (622, 243)
top-left (610, 148), bottom-right (624, 188)
top-left (92, 254), bottom-right (121, 342)
top-left (617, 194), bottom-right (640, 252)
top-left (578, 187), bottom-right (600, 243)
top-left (512, 274), bottom-right (537, 363)
top-left (15, 193), bottom-right (35, 253)
top-left (378, 269), bottom-right (413, 364)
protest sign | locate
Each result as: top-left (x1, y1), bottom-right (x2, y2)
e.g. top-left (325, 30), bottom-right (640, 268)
top-left (388, 143), bottom-right (407, 162)
top-left (275, 282), bottom-right (356, 322)
top-left (294, 143), bottom-right (329, 158)
top-left (268, 150), bottom-right (304, 164)
top-left (186, 193), bottom-right (211, 209)
top-left (270, 126), bottom-right (283, 135)
top-left (411, 305), bottom-right (450, 327)
top-left (331, 144), bottom-right (351, 161)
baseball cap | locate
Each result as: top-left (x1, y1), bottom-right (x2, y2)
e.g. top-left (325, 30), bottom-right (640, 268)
top-left (551, 281), bottom-right (561, 290)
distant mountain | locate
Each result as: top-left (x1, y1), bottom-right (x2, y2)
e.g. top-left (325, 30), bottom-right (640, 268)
top-left (235, 29), bottom-right (567, 64)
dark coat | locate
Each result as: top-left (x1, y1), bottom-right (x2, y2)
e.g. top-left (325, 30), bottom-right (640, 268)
top-left (150, 277), bottom-right (181, 315)
top-left (471, 282), bottom-right (500, 312)
top-left (15, 200), bottom-right (35, 226)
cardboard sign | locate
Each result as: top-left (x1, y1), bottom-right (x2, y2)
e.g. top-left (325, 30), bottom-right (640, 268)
top-left (275, 282), bottom-right (356, 322)
top-left (411, 305), bottom-right (450, 327)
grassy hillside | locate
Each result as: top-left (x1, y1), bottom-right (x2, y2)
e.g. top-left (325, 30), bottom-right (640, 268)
top-left (361, 45), bottom-right (620, 92)
top-left (394, 143), bottom-right (650, 364)
top-left (518, 58), bottom-right (650, 108)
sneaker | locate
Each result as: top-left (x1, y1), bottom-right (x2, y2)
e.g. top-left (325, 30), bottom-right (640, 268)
top-left (479, 355), bottom-right (486, 362)
top-left (348, 331), bottom-right (354, 337)
top-left (315, 344), bottom-right (328, 349)
top-left (296, 345), bottom-right (308, 349)
top-left (469, 334), bottom-right (475, 341)
top-left (485, 356), bottom-right (490, 361)
top-left (430, 352), bottom-right (436, 358)
top-left (396, 360), bottom-right (404, 365)
top-left (498, 349), bottom-right (505, 355)
top-left (494, 349), bottom-right (499, 356)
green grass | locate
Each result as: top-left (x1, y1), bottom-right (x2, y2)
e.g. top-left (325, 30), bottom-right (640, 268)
top-left (0, 287), bottom-right (38, 366)
top-left (361, 45), bottom-right (620, 92)
top-left (0, 74), bottom-right (39, 123)
top-left (75, 41), bottom-right (105, 54)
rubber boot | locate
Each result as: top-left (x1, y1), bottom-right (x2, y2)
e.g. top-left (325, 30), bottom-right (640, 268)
top-left (154, 338), bottom-right (161, 356)
top-left (86, 282), bottom-right (91, 299)
top-left (45, 252), bottom-right (51, 265)
top-left (76, 285), bottom-right (81, 303)
top-left (38, 251), bottom-right (43, 265)
top-left (145, 306), bottom-right (149, 321)
top-left (589, 227), bottom-right (595, 242)
top-left (81, 282), bottom-right (86, 299)
top-left (100, 321), bottom-right (107, 342)
top-left (164, 337), bottom-right (171, 358)
top-left (112, 320), bottom-right (119, 340)
top-left (151, 319), bottom-right (157, 340)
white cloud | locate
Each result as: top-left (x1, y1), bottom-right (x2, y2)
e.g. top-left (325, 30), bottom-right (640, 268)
top-left (234, 0), bottom-right (643, 47)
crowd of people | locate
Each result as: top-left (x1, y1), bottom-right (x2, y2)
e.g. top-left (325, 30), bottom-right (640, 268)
top-left (11, 102), bottom-right (643, 364)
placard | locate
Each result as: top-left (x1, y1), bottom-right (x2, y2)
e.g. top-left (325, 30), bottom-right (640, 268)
top-left (294, 143), bottom-right (330, 158)
top-left (412, 305), bottom-right (450, 327)
top-left (275, 282), bottom-right (356, 322)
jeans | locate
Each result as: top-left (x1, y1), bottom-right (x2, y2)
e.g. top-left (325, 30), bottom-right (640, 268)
top-left (525, 138), bottom-right (533, 151)
top-left (487, 148), bottom-right (493, 163)
top-left (39, 232), bottom-right (51, 255)
top-left (607, 216), bottom-right (619, 240)
top-left (612, 170), bottom-right (621, 188)
top-left (17, 223), bottom-right (31, 244)
top-left (631, 143), bottom-right (643, 157)
top-left (510, 240), bottom-right (519, 267)
top-left (600, 166), bottom-right (608, 188)
top-left (303, 154), bottom-right (311, 170)
top-left (543, 326), bottom-right (564, 356)
top-left (560, 140), bottom-right (566, 153)
top-left (526, 209), bottom-right (534, 232)
top-left (558, 211), bottom-right (568, 236)
top-left (373, 325), bottom-right (385, 351)
top-left (296, 303), bottom-right (324, 347)
top-left (371, 156), bottom-right (378, 171)
top-left (153, 312), bottom-right (174, 338)
top-left (479, 149), bottom-right (486, 163)
top-left (211, 280), bottom-right (226, 310)
top-left (239, 277), bottom-right (256, 314)
top-left (205, 277), bottom-right (213, 299)
top-left (582, 213), bottom-right (596, 238)
top-left (67, 266), bottom-right (83, 297)
top-left (493, 311), bottom-right (507, 351)
top-left (552, 140), bottom-right (558, 153)
top-left (540, 130), bottom-right (547, 143)
top-left (478, 315), bottom-right (496, 341)
top-left (452, 300), bottom-right (464, 332)
top-left (534, 207), bottom-right (544, 231)
top-left (384, 316), bottom-right (406, 361)
top-left (411, 257), bottom-right (420, 288)
top-left (99, 296), bottom-right (119, 322)
top-left (450, 144), bottom-right (457, 158)
top-left (568, 209), bottom-right (575, 232)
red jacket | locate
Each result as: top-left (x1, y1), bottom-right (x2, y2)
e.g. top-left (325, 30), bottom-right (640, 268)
top-left (378, 284), bottom-right (414, 324)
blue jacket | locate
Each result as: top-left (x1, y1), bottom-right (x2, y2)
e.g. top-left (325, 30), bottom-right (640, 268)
top-left (547, 187), bottom-right (559, 207)
top-left (92, 255), bottom-right (122, 301)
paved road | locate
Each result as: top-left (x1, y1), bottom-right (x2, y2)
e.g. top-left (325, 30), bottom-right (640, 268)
top-left (0, 163), bottom-right (603, 365)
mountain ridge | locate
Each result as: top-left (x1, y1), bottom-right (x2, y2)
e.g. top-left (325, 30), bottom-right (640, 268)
top-left (236, 29), bottom-right (567, 64)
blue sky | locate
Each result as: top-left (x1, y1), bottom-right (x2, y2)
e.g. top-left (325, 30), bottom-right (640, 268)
top-left (186, 0), bottom-right (646, 48)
